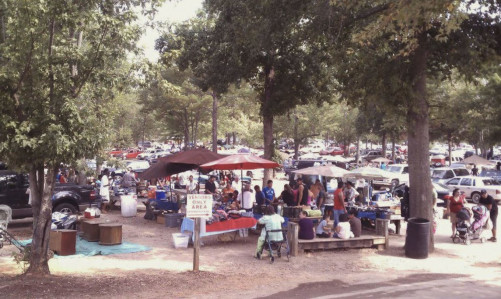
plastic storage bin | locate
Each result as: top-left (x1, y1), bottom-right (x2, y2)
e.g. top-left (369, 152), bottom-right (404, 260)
top-left (120, 195), bottom-right (137, 217)
top-left (172, 233), bottom-right (189, 249)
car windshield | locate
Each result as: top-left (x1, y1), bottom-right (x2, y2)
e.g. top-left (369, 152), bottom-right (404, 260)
top-left (386, 166), bottom-right (402, 173)
top-left (431, 170), bottom-right (447, 179)
top-left (482, 179), bottom-right (501, 186)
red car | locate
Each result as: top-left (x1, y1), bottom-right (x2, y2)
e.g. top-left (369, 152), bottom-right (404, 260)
top-left (109, 148), bottom-right (125, 157)
top-left (319, 147), bottom-right (344, 156)
top-left (123, 149), bottom-right (143, 160)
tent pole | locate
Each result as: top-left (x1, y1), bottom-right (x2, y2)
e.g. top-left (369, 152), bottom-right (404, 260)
top-left (241, 168), bottom-right (243, 208)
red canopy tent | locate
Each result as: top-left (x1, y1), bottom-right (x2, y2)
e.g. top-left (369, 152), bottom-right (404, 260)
top-left (200, 154), bottom-right (279, 171)
top-left (200, 154), bottom-right (280, 198)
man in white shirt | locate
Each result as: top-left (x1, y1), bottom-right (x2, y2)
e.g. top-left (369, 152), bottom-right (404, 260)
top-left (186, 175), bottom-right (198, 194)
top-left (232, 175), bottom-right (242, 193)
top-left (238, 184), bottom-right (254, 210)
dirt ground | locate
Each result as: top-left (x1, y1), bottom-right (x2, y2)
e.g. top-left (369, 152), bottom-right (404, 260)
top-left (1, 184), bottom-right (501, 298)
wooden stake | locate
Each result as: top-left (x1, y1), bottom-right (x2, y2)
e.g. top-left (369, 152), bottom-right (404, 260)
top-left (193, 218), bottom-right (201, 271)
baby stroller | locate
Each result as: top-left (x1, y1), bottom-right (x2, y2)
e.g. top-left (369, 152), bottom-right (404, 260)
top-left (264, 229), bottom-right (290, 264)
top-left (453, 206), bottom-right (489, 245)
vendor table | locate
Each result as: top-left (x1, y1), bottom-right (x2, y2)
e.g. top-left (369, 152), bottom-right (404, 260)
top-left (181, 217), bottom-right (257, 238)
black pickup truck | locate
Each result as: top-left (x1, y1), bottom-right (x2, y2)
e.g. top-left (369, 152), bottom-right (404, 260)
top-left (0, 170), bottom-right (101, 219)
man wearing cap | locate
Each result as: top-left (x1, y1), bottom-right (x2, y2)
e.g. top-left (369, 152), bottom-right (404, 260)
top-left (480, 189), bottom-right (498, 242)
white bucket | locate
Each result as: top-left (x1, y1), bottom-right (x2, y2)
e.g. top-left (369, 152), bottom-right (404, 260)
top-left (172, 233), bottom-right (189, 249)
top-left (120, 195), bottom-right (137, 217)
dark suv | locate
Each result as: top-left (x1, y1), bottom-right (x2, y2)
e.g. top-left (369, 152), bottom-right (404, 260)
top-left (0, 170), bottom-right (101, 219)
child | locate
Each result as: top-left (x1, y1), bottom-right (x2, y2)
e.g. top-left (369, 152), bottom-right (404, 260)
top-left (316, 213), bottom-right (332, 238)
top-left (334, 213), bottom-right (354, 239)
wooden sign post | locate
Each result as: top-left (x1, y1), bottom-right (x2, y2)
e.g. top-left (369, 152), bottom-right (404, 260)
top-left (186, 194), bottom-right (213, 272)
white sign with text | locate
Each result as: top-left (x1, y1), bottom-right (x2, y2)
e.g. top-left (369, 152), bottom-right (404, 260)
top-left (186, 194), bottom-right (213, 218)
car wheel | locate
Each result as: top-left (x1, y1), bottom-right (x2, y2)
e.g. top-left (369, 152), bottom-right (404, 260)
top-left (471, 192), bottom-right (481, 204)
top-left (54, 203), bottom-right (77, 214)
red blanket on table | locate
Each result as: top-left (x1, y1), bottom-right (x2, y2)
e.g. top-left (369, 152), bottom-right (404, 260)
top-left (206, 217), bottom-right (257, 232)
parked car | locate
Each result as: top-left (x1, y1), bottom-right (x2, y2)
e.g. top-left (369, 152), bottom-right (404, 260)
top-left (443, 175), bottom-right (501, 203)
top-left (137, 141), bottom-right (152, 148)
top-left (149, 151), bottom-right (171, 164)
top-left (320, 147), bottom-right (344, 156)
top-left (137, 148), bottom-right (163, 160)
top-left (373, 164), bottom-right (409, 189)
top-left (0, 170), bottom-right (100, 219)
top-left (108, 148), bottom-right (126, 158)
top-left (121, 149), bottom-right (142, 160)
top-left (479, 168), bottom-right (501, 181)
top-left (431, 167), bottom-right (470, 184)
top-left (362, 150), bottom-right (384, 162)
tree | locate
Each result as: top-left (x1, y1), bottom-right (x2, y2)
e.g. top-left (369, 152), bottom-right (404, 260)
top-left (0, 0), bottom-right (159, 275)
top-left (160, 0), bottom-right (335, 182)
top-left (141, 66), bottom-right (211, 147)
top-left (327, 0), bottom-right (501, 250)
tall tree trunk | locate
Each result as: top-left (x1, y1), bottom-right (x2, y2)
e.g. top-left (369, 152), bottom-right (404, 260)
top-left (356, 136), bottom-right (360, 164)
top-left (232, 132), bottom-right (236, 145)
top-left (226, 133), bottom-right (230, 145)
top-left (262, 66), bottom-right (275, 184)
top-left (26, 165), bottom-right (57, 275)
top-left (407, 41), bottom-right (434, 251)
top-left (263, 114), bottom-right (274, 182)
top-left (448, 133), bottom-right (452, 167)
top-left (211, 93), bottom-right (218, 153)
top-left (293, 111), bottom-right (299, 160)
top-left (381, 132), bottom-right (387, 158)
top-left (391, 135), bottom-right (396, 162)
top-left (183, 109), bottom-right (190, 149)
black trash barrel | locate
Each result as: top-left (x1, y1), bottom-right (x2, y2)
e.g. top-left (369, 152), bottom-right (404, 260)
top-left (405, 217), bottom-right (430, 259)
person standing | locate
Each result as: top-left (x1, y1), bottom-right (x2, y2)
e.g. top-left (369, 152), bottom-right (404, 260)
top-left (333, 181), bottom-right (346, 226)
top-left (262, 180), bottom-right (276, 205)
top-left (238, 184), bottom-right (254, 211)
top-left (205, 176), bottom-right (217, 195)
top-left (296, 178), bottom-right (309, 206)
top-left (277, 184), bottom-right (295, 206)
top-left (122, 167), bottom-right (138, 190)
top-left (100, 169), bottom-right (111, 213)
top-left (471, 164), bottom-right (479, 176)
top-left (343, 181), bottom-right (357, 205)
top-left (480, 189), bottom-right (498, 242)
top-left (447, 188), bottom-right (465, 238)
top-left (253, 185), bottom-right (266, 206)
top-left (186, 175), bottom-right (198, 194)
top-left (231, 175), bottom-right (242, 193)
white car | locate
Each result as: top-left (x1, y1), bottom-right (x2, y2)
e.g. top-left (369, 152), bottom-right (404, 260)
top-left (443, 176), bottom-right (501, 203)
top-left (431, 167), bottom-right (470, 184)
top-left (373, 164), bottom-right (409, 188)
top-left (137, 148), bottom-right (163, 160)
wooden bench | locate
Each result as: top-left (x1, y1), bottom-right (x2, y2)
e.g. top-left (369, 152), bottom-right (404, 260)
top-left (287, 221), bottom-right (388, 256)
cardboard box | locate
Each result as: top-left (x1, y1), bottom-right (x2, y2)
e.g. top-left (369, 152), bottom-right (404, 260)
top-left (156, 214), bottom-right (165, 224)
